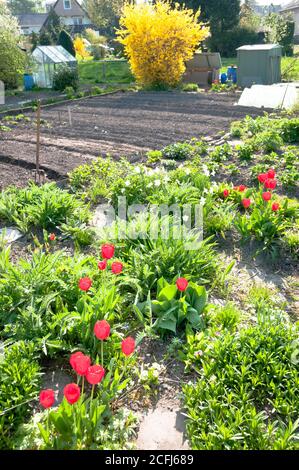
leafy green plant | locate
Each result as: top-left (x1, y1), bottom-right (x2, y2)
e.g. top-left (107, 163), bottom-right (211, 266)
top-left (183, 316), bottom-right (299, 450)
top-left (135, 277), bottom-right (208, 334)
top-left (161, 142), bottom-right (195, 161)
top-left (0, 183), bottom-right (90, 233)
top-left (182, 83), bottom-right (199, 92)
top-left (0, 341), bottom-right (41, 449)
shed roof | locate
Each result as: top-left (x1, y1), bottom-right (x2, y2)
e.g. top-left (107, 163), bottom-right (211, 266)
top-left (33, 45), bottom-right (77, 63)
top-left (280, 1), bottom-right (299, 12)
top-left (16, 13), bottom-right (48, 27)
top-left (237, 44), bottom-right (282, 51)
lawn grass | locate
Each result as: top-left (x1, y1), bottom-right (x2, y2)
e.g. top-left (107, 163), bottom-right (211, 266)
top-left (78, 59), bottom-right (134, 85)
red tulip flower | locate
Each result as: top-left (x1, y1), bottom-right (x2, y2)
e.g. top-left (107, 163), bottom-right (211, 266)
top-left (176, 277), bottom-right (189, 292)
top-left (238, 185), bottom-right (246, 192)
top-left (71, 354), bottom-right (91, 376)
top-left (86, 365), bottom-right (105, 385)
top-left (78, 277), bottom-right (92, 291)
top-left (94, 320), bottom-right (110, 341)
top-left (262, 192), bottom-right (272, 202)
top-left (258, 173), bottom-right (267, 184)
top-left (111, 261), bottom-right (123, 275)
top-left (49, 233), bottom-right (56, 241)
top-left (264, 179), bottom-right (277, 190)
top-left (272, 202), bottom-right (280, 212)
top-left (101, 244), bottom-right (115, 260)
top-left (223, 189), bottom-right (229, 198)
top-left (70, 351), bottom-right (84, 371)
top-left (98, 260), bottom-right (107, 271)
top-left (267, 169), bottom-right (276, 179)
top-left (39, 389), bottom-right (55, 409)
top-left (242, 198), bottom-right (251, 209)
top-left (121, 337), bottom-right (135, 356)
top-left (64, 383), bottom-right (81, 405)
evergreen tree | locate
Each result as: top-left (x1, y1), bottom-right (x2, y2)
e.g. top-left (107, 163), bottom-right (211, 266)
top-left (58, 30), bottom-right (76, 57)
top-left (42, 9), bottom-right (61, 43)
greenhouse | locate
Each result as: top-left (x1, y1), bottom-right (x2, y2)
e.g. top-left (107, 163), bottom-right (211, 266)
top-left (32, 45), bottom-right (77, 88)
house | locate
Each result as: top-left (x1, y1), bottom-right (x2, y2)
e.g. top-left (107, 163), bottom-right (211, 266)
top-left (17, 0), bottom-right (95, 36)
top-left (45, 0), bottom-right (93, 34)
top-left (280, 1), bottom-right (299, 43)
top-left (16, 13), bottom-right (49, 35)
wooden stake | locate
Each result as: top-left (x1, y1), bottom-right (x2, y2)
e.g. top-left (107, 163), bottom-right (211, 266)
top-left (58, 110), bottom-right (62, 125)
top-left (68, 106), bottom-right (72, 127)
top-left (35, 100), bottom-right (41, 183)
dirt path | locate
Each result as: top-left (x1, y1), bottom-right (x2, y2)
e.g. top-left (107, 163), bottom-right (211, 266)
top-left (0, 91), bottom-right (262, 188)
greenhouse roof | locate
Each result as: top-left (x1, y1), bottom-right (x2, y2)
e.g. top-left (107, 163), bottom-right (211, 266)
top-left (33, 45), bottom-right (76, 64)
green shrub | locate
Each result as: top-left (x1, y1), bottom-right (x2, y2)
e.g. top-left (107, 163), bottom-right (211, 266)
top-left (0, 183), bottom-right (90, 233)
top-left (252, 130), bottom-right (283, 153)
top-left (161, 142), bottom-right (195, 161)
top-left (182, 83), bottom-right (199, 92)
top-left (183, 317), bottom-right (299, 449)
top-left (64, 86), bottom-right (75, 99)
top-left (0, 341), bottom-right (40, 449)
top-left (53, 66), bottom-right (79, 92)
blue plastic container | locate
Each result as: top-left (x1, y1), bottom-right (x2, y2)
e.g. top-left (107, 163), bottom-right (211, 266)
top-left (227, 67), bottom-right (237, 84)
top-left (23, 74), bottom-right (34, 91)
top-left (220, 73), bottom-right (227, 84)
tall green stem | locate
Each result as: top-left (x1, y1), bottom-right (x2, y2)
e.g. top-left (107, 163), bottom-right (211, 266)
top-left (81, 376), bottom-right (85, 396)
top-left (101, 340), bottom-right (104, 366)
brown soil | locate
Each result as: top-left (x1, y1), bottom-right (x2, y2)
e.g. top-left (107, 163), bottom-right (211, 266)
top-left (0, 90), bottom-right (262, 189)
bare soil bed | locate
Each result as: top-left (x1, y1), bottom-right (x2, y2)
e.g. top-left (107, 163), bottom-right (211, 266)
top-left (0, 91), bottom-right (261, 189)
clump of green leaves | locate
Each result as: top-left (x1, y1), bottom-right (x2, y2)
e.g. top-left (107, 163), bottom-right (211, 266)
top-left (183, 316), bottom-right (299, 449)
top-left (0, 183), bottom-right (90, 233)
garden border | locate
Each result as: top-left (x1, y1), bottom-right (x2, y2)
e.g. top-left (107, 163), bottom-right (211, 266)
top-left (0, 89), bottom-right (124, 118)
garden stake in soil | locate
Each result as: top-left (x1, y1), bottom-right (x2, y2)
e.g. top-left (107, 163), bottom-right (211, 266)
top-left (33, 100), bottom-right (45, 185)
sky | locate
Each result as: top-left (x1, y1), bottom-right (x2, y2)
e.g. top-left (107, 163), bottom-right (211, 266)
top-left (255, 0), bottom-right (289, 4)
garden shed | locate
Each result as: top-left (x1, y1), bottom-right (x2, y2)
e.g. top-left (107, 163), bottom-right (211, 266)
top-left (32, 45), bottom-right (77, 88)
top-left (237, 44), bottom-right (282, 88)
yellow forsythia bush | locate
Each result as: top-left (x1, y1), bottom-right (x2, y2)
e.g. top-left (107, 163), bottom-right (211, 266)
top-left (116, 0), bottom-right (209, 88)
top-left (74, 37), bottom-right (90, 60)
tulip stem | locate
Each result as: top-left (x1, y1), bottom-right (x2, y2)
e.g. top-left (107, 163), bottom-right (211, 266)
top-left (101, 340), bottom-right (104, 366)
top-left (46, 409), bottom-right (49, 435)
top-left (89, 384), bottom-right (95, 420)
top-left (81, 376), bottom-right (85, 396)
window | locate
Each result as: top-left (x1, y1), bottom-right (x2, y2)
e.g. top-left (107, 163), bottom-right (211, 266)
top-left (64, 0), bottom-right (71, 9)
top-left (73, 17), bottom-right (82, 25)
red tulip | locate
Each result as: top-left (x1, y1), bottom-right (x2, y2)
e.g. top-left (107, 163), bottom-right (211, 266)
top-left (264, 179), bottom-right (277, 190)
top-left (101, 244), bottom-right (115, 260)
top-left (49, 233), bottom-right (56, 241)
top-left (64, 383), bottom-right (80, 405)
top-left (71, 354), bottom-right (91, 376)
top-left (98, 260), bottom-right (107, 271)
top-left (176, 277), bottom-right (189, 292)
top-left (86, 365), bottom-right (105, 385)
top-left (78, 277), bottom-right (92, 291)
top-left (262, 192), bottom-right (272, 202)
top-left (39, 389), bottom-right (55, 409)
top-left (267, 169), bottom-right (276, 179)
top-left (238, 185), bottom-right (246, 192)
top-left (121, 337), bottom-right (135, 356)
top-left (111, 261), bottom-right (123, 275)
top-left (223, 189), bottom-right (229, 198)
top-left (94, 320), bottom-right (111, 341)
top-left (70, 351), bottom-right (84, 371)
top-left (258, 173), bottom-right (267, 184)
top-left (272, 202), bottom-right (280, 212)
top-left (242, 198), bottom-right (251, 209)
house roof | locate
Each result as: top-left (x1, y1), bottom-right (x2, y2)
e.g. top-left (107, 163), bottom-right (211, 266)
top-left (16, 13), bottom-right (48, 27)
top-left (280, 1), bottom-right (299, 11)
